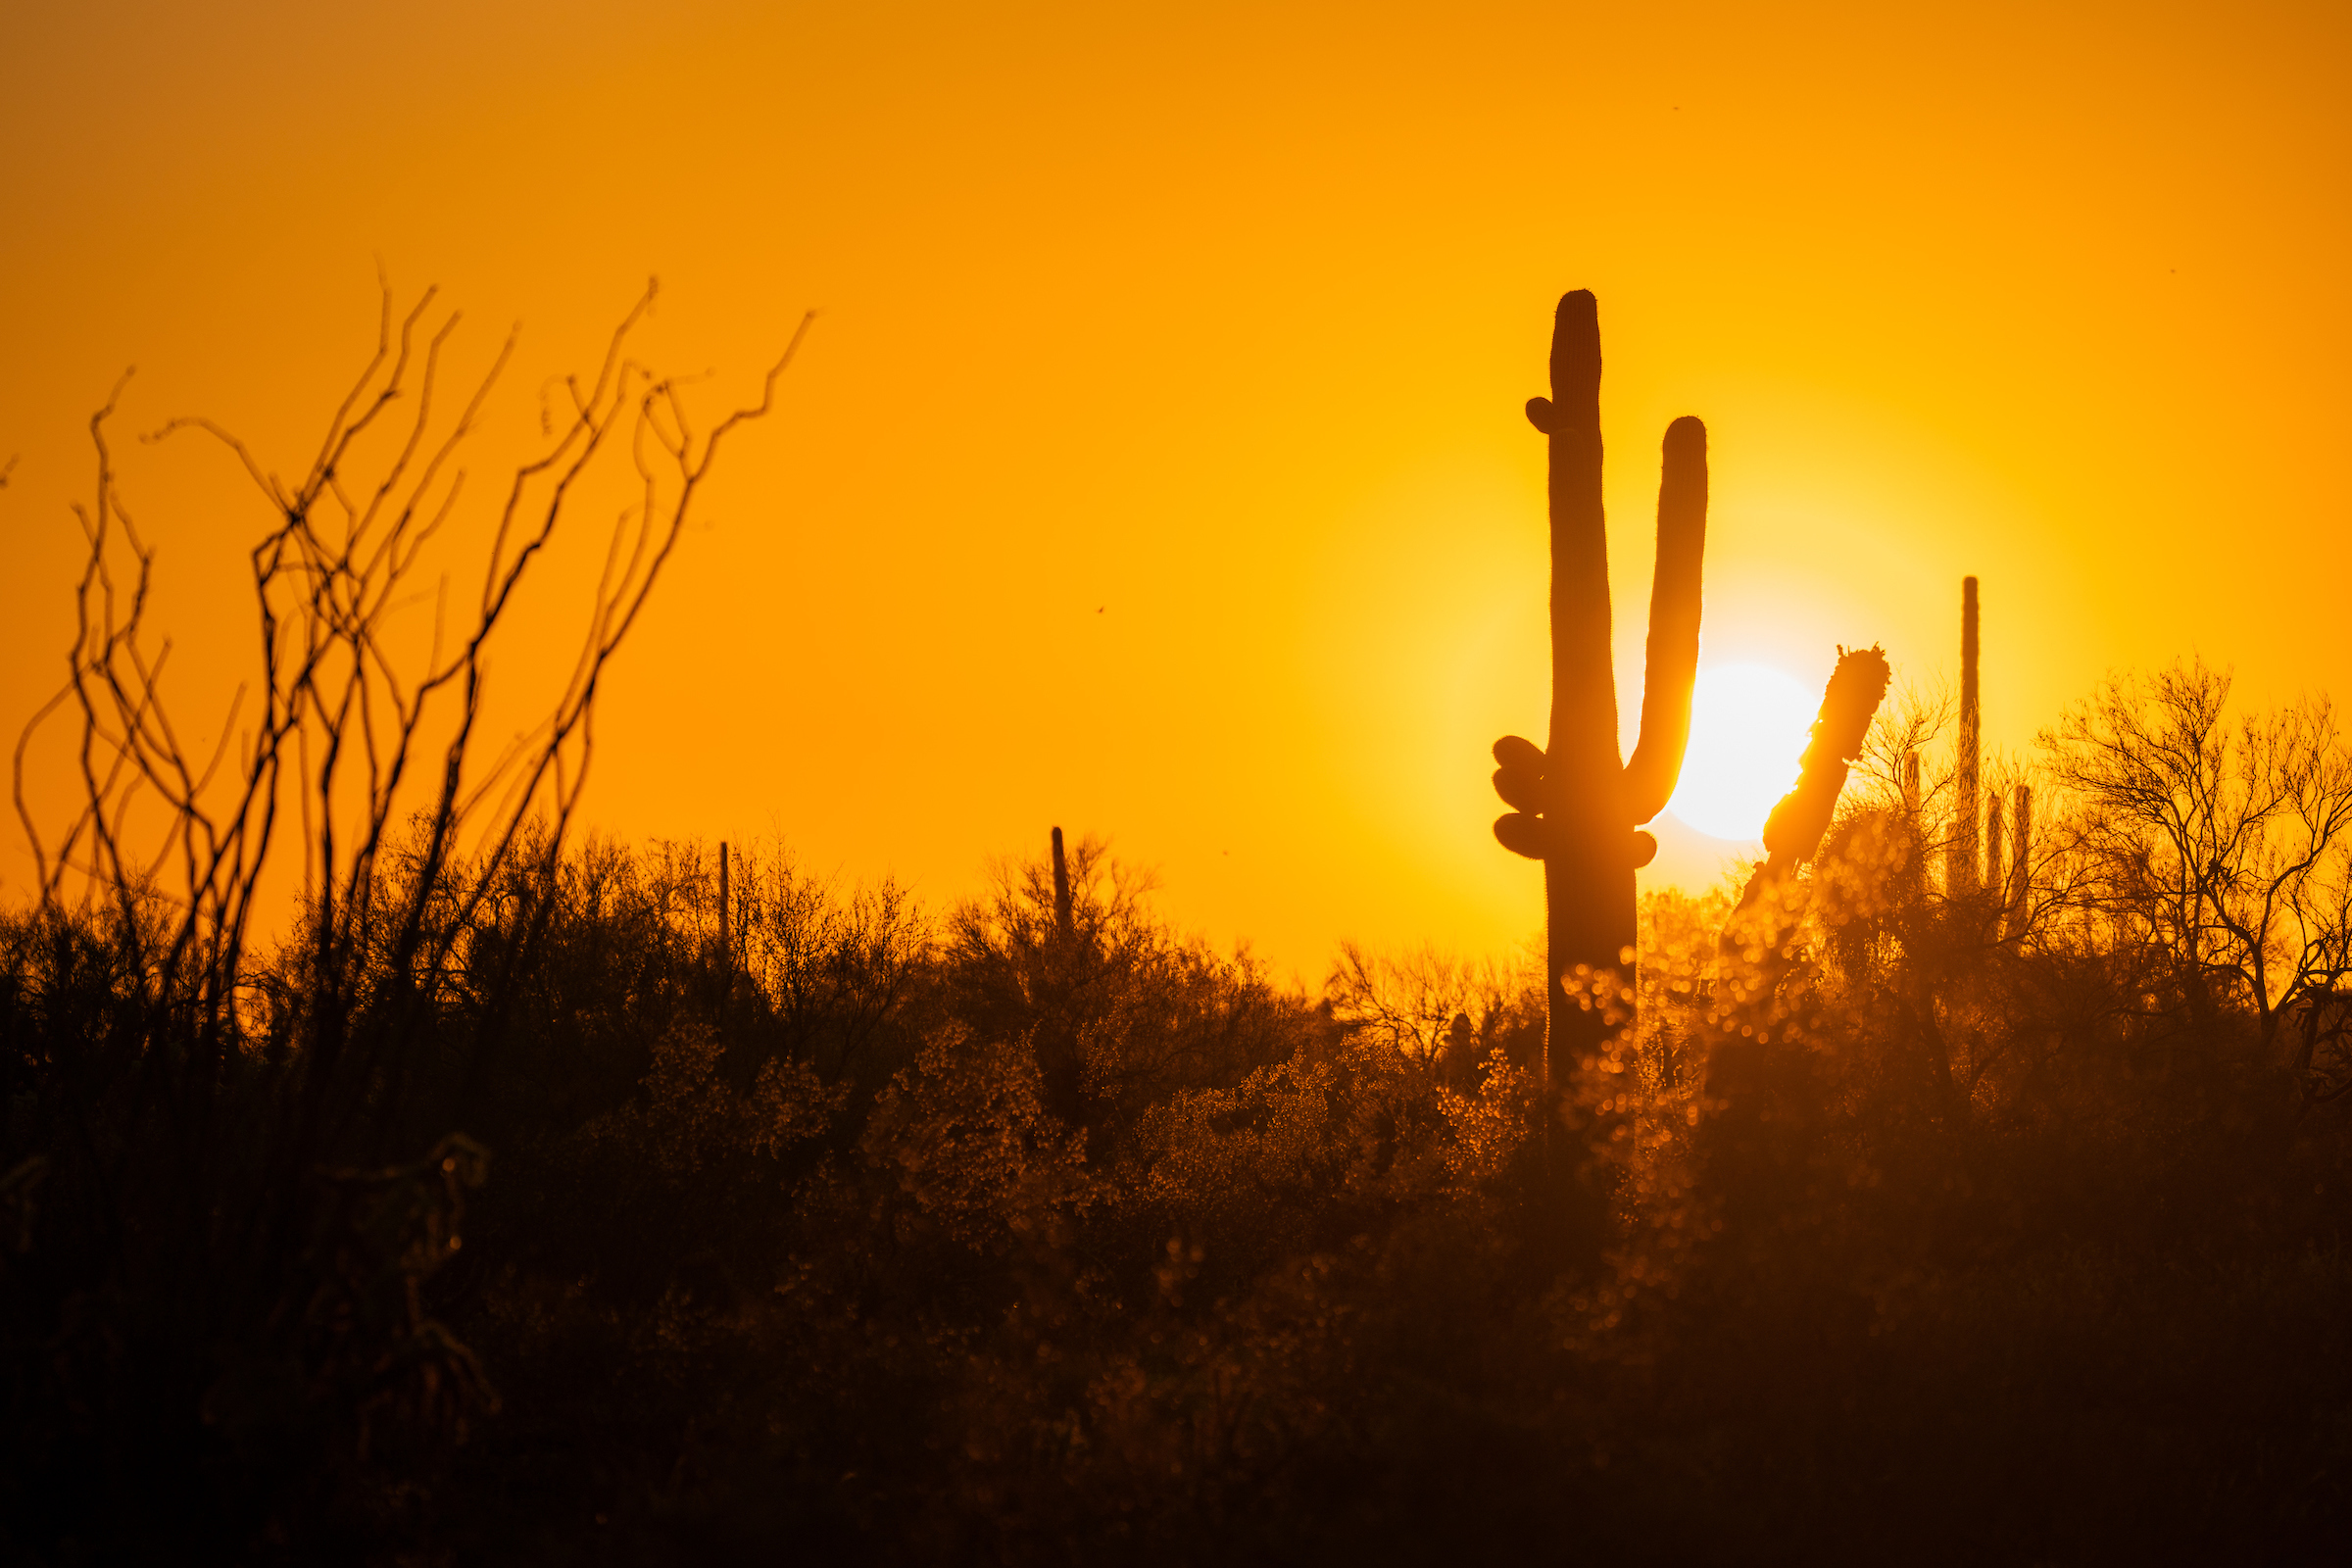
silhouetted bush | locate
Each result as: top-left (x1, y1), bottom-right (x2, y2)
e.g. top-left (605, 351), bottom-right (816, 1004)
top-left (10, 296), bottom-right (2352, 1557)
top-left (11, 810), bottom-right (2352, 1561)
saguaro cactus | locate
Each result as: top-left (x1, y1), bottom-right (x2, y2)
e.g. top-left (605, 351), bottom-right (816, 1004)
top-left (1050, 825), bottom-right (1074, 945)
top-left (2005, 783), bottom-right (2033, 939)
top-left (1951, 575), bottom-right (1981, 894)
top-left (1490, 291), bottom-right (1708, 1083)
top-left (1727, 645), bottom-right (1894, 942)
top-left (1985, 794), bottom-right (2005, 906)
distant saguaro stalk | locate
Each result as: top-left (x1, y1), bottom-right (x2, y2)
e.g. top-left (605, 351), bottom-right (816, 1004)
top-left (1985, 799), bottom-right (2005, 908)
top-left (1050, 825), bottom-right (1074, 945)
top-left (2006, 783), bottom-right (2033, 938)
top-left (1489, 291), bottom-right (1708, 1086)
top-left (1952, 575), bottom-right (1982, 894)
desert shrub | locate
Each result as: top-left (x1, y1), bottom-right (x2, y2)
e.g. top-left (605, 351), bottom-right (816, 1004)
top-left (13, 791), bottom-right (2352, 1562)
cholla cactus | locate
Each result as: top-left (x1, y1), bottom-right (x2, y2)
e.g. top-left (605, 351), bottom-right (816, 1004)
top-left (1489, 291), bottom-right (1708, 1083)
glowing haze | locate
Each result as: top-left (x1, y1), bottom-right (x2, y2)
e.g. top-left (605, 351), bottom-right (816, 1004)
top-left (1669, 665), bottom-right (1816, 845)
top-left (0, 0), bottom-right (2346, 979)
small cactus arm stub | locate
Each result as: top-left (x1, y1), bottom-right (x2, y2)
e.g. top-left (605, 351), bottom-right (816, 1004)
top-left (1490, 290), bottom-right (1709, 1086)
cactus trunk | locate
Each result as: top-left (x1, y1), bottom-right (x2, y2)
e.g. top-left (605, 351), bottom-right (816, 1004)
top-left (2006, 784), bottom-right (2033, 938)
top-left (1491, 291), bottom-right (1707, 1088)
top-left (1953, 576), bottom-right (1981, 895)
top-left (1050, 825), bottom-right (1074, 945)
top-left (1727, 645), bottom-right (1894, 945)
top-left (1986, 794), bottom-right (2005, 908)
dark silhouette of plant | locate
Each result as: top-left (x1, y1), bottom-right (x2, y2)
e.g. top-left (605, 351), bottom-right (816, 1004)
top-left (1489, 290), bottom-right (1707, 1086)
top-left (939, 833), bottom-right (1312, 1138)
top-left (12, 294), bottom-right (2352, 1568)
top-left (0, 280), bottom-right (807, 1546)
top-left (1723, 644), bottom-right (1893, 972)
top-left (1322, 939), bottom-right (1544, 1080)
top-left (2041, 659), bottom-right (2352, 1083)
top-left (1952, 574), bottom-right (1983, 893)
top-left (1051, 824), bottom-right (1074, 943)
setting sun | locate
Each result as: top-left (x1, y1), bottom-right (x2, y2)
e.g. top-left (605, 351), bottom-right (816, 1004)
top-left (1664, 662), bottom-right (1817, 843)
top-left (5, 1), bottom-right (2350, 1558)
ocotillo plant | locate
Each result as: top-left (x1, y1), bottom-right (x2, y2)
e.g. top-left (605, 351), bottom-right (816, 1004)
top-left (1490, 290), bottom-right (1707, 1084)
top-left (1951, 575), bottom-right (1982, 894)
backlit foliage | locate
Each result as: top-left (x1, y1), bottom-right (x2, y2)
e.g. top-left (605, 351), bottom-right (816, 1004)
top-left (13, 666), bottom-right (2352, 1559)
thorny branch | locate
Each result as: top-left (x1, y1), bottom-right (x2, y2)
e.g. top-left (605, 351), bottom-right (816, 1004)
top-left (13, 281), bottom-right (814, 1095)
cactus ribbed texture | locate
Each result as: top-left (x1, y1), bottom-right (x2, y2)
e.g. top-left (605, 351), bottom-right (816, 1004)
top-left (1952, 576), bottom-right (1981, 895)
top-left (1490, 290), bottom-right (1708, 1085)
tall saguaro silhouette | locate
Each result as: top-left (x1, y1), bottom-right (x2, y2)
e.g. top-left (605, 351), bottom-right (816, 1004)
top-left (1491, 290), bottom-right (1708, 1085)
top-left (1050, 825), bottom-right (1074, 944)
top-left (1952, 575), bottom-right (1981, 894)
top-left (2006, 783), bottom-right (2033, 937)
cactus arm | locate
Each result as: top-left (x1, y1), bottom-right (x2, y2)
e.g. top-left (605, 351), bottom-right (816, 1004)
top-left (1726, 645), bottom-right (1893, 961)
top-left (1490, 734), bottom-right (1551, 856)
top-left (1757, 645), bottom-right (1893, 866)
top-left (1621, 416), bottom-right (1710, 824)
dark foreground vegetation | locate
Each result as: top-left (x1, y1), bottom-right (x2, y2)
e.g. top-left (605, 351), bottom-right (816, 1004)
top-left (10, 771), bottom-right (2352, 1563)
top-left (12, 288), bottom-right (2352, 1561)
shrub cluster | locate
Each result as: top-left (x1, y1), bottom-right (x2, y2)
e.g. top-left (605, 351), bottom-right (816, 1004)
top-left (8, 794), bottom-right (2352, 1562)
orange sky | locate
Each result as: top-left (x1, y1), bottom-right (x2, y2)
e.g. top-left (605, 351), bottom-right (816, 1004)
top-left (3, 0), bottom-right (2347, 981)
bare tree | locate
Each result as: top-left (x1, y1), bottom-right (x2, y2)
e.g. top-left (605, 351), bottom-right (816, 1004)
top-left (4, 278), bottom-right (808, 1469)
top-left (2040, 660), bottom-right (2352, 1074)
top-left (1323, 940), bottom-right (1542, 1073)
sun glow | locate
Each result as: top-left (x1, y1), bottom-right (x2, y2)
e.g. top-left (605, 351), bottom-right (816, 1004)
top-left (1663, 662), bottom-right (1817, 844)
